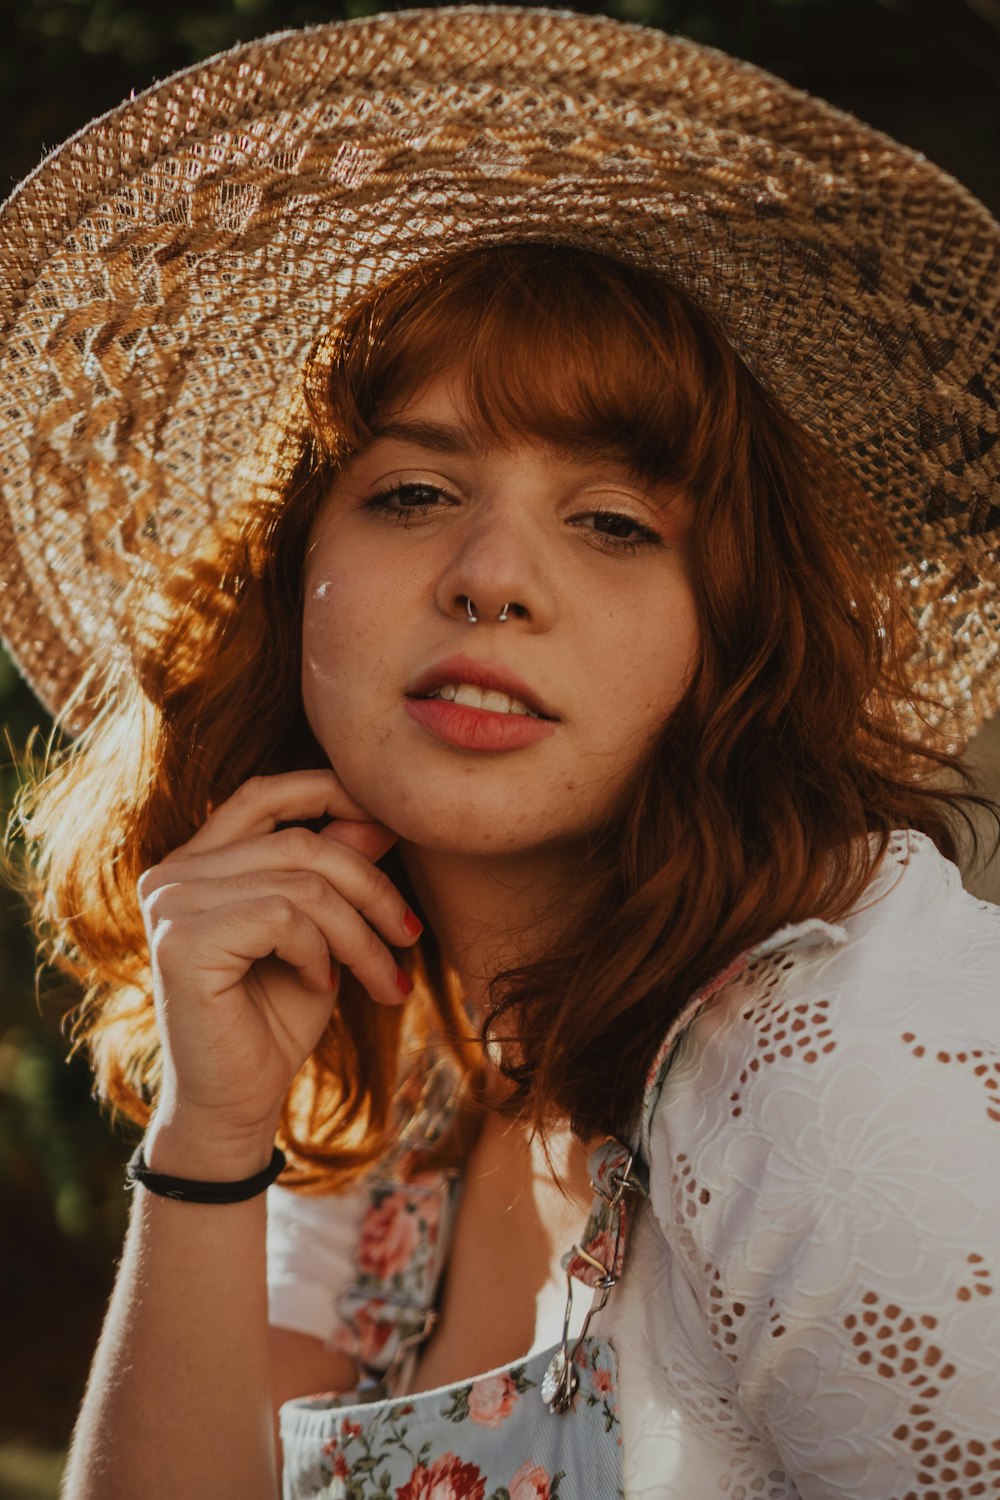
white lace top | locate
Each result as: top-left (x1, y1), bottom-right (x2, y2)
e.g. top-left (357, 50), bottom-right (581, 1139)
top-left (267, 829), bottom-right (1000, 1497)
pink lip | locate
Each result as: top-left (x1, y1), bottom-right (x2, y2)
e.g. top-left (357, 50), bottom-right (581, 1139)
top-left (404, 697), bottom-right (558, 752)
top-left (406, 653), bottom-right (557, 720)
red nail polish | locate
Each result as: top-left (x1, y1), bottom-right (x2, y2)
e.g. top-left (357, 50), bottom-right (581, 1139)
top-left (329, 966), bottom-right (339, 991)
top-left (403, 909), bottom-right (423, 936)
top-left (395, 967), bottom-right (413, 996)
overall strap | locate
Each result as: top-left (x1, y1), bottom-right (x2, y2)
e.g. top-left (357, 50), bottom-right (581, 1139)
top-left (332, 1056), bottom-right (464, 1392)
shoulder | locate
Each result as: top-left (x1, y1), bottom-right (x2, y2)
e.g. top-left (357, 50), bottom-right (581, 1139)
top-left (648, 829), bottom-right (999, 1134)
top-left (645, 828), bottom-right (1000, 1259)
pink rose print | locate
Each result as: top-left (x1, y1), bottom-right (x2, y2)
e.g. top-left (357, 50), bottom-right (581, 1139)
top-left (396, 1452), bottom-right (487, 1500)
top-left (342, 1303), bottom-right (395, 1365)
top-left (468, 1371), bottom-right (519, 1427)
top-left (593, 1366), bottom-right (614, 1394)
top-left (359, 1193), bottom-right (420, 1280)
top-left (340, 1419), bottom-right (363, 1441)
top-left (509, 1462), bottom-right (551, 1500)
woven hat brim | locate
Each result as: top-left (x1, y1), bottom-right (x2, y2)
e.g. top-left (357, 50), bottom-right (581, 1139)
top-left (0, 5), bottom-right (997, 742)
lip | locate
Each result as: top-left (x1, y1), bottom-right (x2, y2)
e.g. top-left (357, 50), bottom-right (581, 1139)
top-left (404, 696), bottom-right (558, 752)
top-left (405, 653), bottom-right (558, 721)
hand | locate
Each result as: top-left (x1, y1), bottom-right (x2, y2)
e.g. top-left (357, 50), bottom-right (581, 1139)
top-left (137, 769), bottom-right (420, 1159)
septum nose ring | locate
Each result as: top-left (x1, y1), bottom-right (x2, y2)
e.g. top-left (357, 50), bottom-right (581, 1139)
top-left (465, 598), bottom-right (510, 623)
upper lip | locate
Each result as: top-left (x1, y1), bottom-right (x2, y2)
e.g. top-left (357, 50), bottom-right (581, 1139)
top-left (406, 654), bottom-right (558, 720)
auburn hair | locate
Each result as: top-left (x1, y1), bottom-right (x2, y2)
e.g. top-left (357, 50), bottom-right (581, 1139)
top-left (11, 240), bottom-right (999, 1189)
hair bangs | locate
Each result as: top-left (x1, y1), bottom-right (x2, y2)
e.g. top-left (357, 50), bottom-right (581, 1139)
top-left (313, 242), bottom-right (736, 494)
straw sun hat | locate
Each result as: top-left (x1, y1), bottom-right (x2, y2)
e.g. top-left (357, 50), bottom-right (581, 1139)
top-left (0, 5), bottom-right (997, 743)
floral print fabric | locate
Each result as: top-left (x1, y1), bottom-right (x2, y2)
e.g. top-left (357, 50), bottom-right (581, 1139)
top-left (280, 1122), bottom-right (638, 1497)
top-left (280, 1338), bottom-right (624, 1499)
top-left (332, 1171), bottom-right (461, 1379)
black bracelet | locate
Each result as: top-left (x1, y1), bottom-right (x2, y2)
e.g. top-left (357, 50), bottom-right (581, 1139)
top-left (125, 1142), bottom-right (287, 1203)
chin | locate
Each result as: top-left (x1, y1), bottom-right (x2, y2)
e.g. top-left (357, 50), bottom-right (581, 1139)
top-left (397, 807), bottom-right (561, 858)
top-left (325, 749), bottom-right (598, 859)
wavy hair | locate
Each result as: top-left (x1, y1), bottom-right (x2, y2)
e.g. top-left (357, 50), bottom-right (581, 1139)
top-left (11, 240), bottom-right (999, 1186)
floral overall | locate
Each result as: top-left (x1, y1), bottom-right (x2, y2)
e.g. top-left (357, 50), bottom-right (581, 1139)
top-left (277, 948), bottom-right (755, 1500)
top-left (279, 959), bottom-right (749, 1500)
top-left (279, 1091), bottom-right (649, 1500)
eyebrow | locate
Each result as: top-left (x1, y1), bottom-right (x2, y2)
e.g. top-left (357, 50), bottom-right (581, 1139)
top-left (363, 418), bottom-right (493, 459)
top-left (359, 417), bottom-right (646, 477)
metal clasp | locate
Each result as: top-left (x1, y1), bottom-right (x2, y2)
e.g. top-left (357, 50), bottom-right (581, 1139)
top-left (543, 1138), bottom-right (645, 1415)
top-left (589, 1145), bottom-right (640, 1209)
top-left (542, 1261), bottom-right (615, 1413)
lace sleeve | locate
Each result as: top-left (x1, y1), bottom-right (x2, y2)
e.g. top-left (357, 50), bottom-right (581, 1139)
top-left (647, 855), bottom-right (1000, 1498)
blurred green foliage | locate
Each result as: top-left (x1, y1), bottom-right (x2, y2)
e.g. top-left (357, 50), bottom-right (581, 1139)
top-left (0, 0), bottom-right (998, 1463)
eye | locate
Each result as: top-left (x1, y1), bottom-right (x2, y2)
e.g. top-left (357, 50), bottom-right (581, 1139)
top-left (575, 510), bottom-right (663, 554)
top-left (364, 482), bottom-right (453, 518)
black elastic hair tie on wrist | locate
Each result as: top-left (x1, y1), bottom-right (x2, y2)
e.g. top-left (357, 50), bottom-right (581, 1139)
top-left (125, 1143), bottom-right (287, 1203)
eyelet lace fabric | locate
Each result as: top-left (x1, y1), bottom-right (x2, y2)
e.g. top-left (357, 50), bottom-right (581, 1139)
top-left (269, 829), bottom-right (1000, 1497)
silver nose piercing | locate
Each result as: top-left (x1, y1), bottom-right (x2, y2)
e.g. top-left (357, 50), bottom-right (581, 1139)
top-left (464, 598), bottom-right (511, 623)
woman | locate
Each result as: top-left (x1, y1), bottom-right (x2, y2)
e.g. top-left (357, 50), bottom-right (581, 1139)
top-left (3, 10), bottom-right (999, 1499)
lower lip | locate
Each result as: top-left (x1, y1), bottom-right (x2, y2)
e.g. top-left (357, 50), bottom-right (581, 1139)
top-left (404, 697), bottom-right (558, 751)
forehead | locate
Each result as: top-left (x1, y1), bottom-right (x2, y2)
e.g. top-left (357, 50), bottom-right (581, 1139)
top-left (361, 372), bottom-right (648, 477)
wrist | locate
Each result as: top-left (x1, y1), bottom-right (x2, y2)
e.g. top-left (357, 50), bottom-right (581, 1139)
top-left (127, 1139), bottom-right (285, 1204)
top-left (144, 1109), bottom-right (281, 1182)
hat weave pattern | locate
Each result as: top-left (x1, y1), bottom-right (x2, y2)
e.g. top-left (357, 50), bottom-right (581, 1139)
top-left (0, 6), bottom-right (997, 741)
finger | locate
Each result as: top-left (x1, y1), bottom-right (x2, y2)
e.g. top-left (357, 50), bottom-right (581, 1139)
top-left (183, 770), bottom-right (384, 854)
top-left (319, 819), bottom-right (398, 863)
top-left (159, 889), bottom-right (411, 1008)
top-left (142, 828), bottom-right (420, 947)
top-left (157, 897), bottom-right (336, 997)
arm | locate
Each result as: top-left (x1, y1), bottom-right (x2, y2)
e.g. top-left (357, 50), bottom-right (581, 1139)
top-left (266, 1178), bottom-right (371, 1462)
top-left (61, 770), bottom-right (419, 1500)
top-left (63, 1120), bottom-right (279, 1500)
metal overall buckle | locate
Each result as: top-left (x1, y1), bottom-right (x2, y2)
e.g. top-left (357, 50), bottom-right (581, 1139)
top-left (541, 1142), bottom-right (643, 1414)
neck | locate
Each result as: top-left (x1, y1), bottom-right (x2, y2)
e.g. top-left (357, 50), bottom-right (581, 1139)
top-left (397, 841), bottom-right (583, 1023)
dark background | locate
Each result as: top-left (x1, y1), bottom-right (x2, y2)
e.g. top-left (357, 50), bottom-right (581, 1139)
top-left (2, 2), bottom-right (999, 1495)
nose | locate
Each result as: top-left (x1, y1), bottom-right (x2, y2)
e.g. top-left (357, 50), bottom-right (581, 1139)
top-left (460, 597), bottom-right (518, 625)
top-left (435, 503), bottom-right (557, 631)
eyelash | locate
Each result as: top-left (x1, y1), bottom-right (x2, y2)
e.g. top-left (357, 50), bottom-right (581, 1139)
top-left (363, 483), bottom-right (663, 555)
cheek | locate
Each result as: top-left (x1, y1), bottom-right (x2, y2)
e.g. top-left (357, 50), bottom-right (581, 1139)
top-left (301, 577), bottom-right (351, 706)
top-left (596, 584), bottom-right (700, 744)
top-left (300, 567), bottom-right (387, 736)
top-left (300, 561), bottom-right (406, 743)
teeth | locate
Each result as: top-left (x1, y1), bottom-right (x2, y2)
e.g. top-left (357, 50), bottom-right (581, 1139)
top-left (428, 682), bottom-right (539, 717)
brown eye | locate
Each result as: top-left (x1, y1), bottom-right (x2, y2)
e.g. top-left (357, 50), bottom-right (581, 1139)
top-left (593, 512), bottom-right (641, 539)
top-left (574, 510), bottom-right (662, 554)
top-left (364, 483), bottom-right (458, 520)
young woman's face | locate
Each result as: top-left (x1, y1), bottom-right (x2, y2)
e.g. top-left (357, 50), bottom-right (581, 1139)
top-left (302, 370), bottom-right (699, 858)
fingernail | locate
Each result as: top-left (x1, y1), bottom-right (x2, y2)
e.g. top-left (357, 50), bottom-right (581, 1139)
top-left (395, 967), bottom-right (413, 996)
top-left (402, 908), bottom-right (423, 936)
